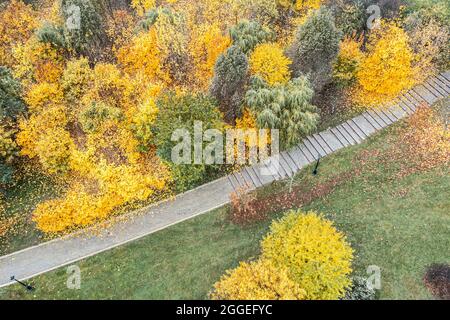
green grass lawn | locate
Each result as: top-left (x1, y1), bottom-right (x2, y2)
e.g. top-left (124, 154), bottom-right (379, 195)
top-left (1, 111), bottom-right (448, 300)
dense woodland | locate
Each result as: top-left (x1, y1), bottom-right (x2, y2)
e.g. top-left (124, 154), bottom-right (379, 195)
top-left (0, 0), bottom-right (448, 236)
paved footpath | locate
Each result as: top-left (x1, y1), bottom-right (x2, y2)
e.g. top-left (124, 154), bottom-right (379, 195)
top-left (1, 72), bottom-right (449, 288)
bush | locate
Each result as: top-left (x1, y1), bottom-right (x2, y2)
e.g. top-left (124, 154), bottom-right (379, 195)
top-left (210, 259), bottom-right (306, 300)
top-left (403, 14), bottom-right (449, 74)
top-left (229, 187), bottom-right (263, 225)
top-left (249, 43), bottom-right (291, 85)
top-left (0, 162), bottom-right (15, 187)
top-left (289, 7), bottom-right (341, 92)
top-left (355, 22), bottom-right (416, 106)
top-left (261, 210), bottom-right (354, 300)
top-left (210, 45), bottom-right (249, 123)
top-left (154, 92), bottom-right (224, 161)
top-left (344, 276), bottom-right (376, 300)
top-left (167, 163), bottom-right (207, 193)
top-left (79, 102), bottom-right (124, 134)
top-left (245, 75), bottom-right (319, 148)
top-left (332, 36), bottom-right (364, 88)
top-left (61, 58), bottom-right (93, 105)
top-left (423, 264), bottom-right (450, 300)
top-left (36, 22), bottom-right (66, 50)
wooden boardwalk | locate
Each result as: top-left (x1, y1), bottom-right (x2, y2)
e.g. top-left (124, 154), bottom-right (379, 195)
top-left (0, 72), bottom-right (449, 288)
top-left (228, 72), bottom-right (450, 191)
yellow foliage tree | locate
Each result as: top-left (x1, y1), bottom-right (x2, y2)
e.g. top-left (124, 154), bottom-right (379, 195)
top-left (278, 0), bottom-right (322, 12)
top-left (25, 82), bottom-right (63, 114)
top-left (61, 58), bottom-right (94, 106)
top-left (333, 36), bottom-right (364, 87)
top-left (12, 37), bottom-right (64, 86)
top-left (34, 127), bottom-right (74, 175)
top-left (189, 23), bottom-right (231, 89)
top-left (117, 29), bottom-right (169, 85)
top-left (210, 259), bottom-right (306, 300)
top-left (250, 43), bottom-right (291, 85)
top-left (0, 0), bottom-right (38, 67)
top-left (355, 22), bottom-right (416, 106)
top-left (261, 210), bottom-right (354, 300)
top-left (33, 157), bottom-right (170, 233)
top-left (131, 0), bottom-right (156, 16)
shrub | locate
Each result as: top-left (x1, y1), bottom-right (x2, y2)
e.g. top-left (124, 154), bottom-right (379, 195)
top-left (250, 43), bottom-right (291, 85)
top-left (0, 0), bottom-right (38, 67)
top-left (0, 125), bottom-right (19, 164)
top-left (344, 276), bottom-right (376, 300)
top-left (261, 210), bottom-right (354, 300)
top-left (355, 22), bottom-right (416, 106)
top-left (210, 259), bottom-right (306, 300)
top-left (61, 58), bottom-right (93, 105)
top-left (332, 36), bottom-right (364, 88)
top-left (210, 45), bottom-right (249, 123)
top-left (167, 163), bottom-right (207, 193)
top-left (79, 102), bottom-right (124, 134)
top-left (130, 98), bottom-right (159, 153)
top-left (290, 7), bottom-right (341, 92)
top-left (229, 187), bottom-right (263, 225)
top-left (36, 22), bottom-right (66, 50)
top-left (245, 75), bottom-right (319, 147)
top-left (0, 162), bottom-right (15, 188)
top-left (229, 20), bottom-right (273, 54)
top-left (25, 82), bottom-right (63, 114)
top-left (403, 15), bottom-right (449, 76)
top-left (34, 127), bottom-right (74, 175)
top-left (423, 264), bottom-right (450, 300)
top-left (154, 92), bottom-right (224, 161)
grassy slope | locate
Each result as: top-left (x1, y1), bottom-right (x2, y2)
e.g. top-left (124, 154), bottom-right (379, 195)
top-left (0, 171), bottom-right (61, 255)
top-left (1, 112), bottom-right (448, 300)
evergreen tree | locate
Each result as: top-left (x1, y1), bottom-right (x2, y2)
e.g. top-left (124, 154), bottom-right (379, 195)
top-left (229, 20), bottom-right (273, 54)
top-left (210, 45), bottom-right (249, 123)
top-left (289, 7), bottom-right (341, 92)
top-left (245, 75), bottom-right (319, 147)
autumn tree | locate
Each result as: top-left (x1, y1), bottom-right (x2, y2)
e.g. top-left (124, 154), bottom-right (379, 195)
top-left (355, 22), bottom-right (416, 106)
top-left (403, 14), bottom-right (449, 78)
top-left (245, 76), bottom-right (318, 147)
top-left (261, 211), bottom-right (354, 300)
top-left (210, 45), bottom-right (249, 123)
top-left (211, 259), bottom-right (306, 300)
top-left (249, 43), bottom-right (291, 85)
top-left (0, 0), bottom-right (38, 67)
top-left (332, 36), bottom-right (364, 88)
top-left (289, 7), bottom-right (341, 92)
top-left (189, 23), bottom-right (231, 90)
